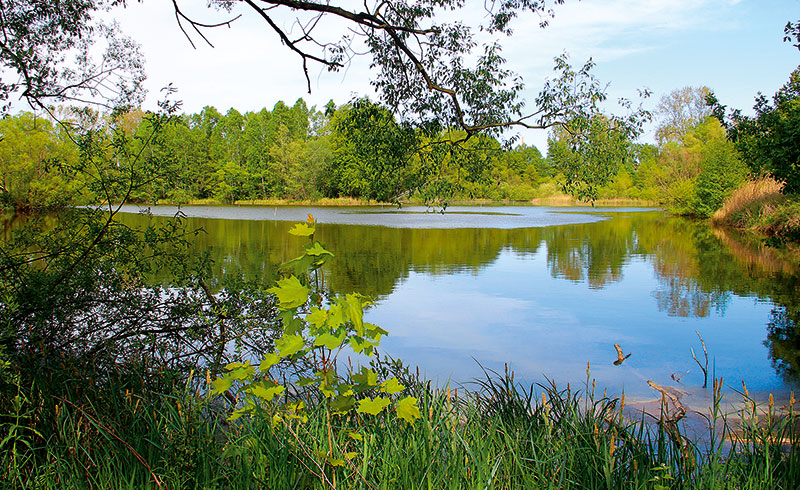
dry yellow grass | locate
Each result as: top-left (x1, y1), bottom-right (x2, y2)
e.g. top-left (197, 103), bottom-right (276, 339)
top-left (529, 195), bottom-right (658, 207)
top-left (711, 177), bottom-right (785, 226)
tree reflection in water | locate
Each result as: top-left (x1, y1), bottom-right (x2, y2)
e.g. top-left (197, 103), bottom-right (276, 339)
top-left (114, 208), bottom-right (800, 381)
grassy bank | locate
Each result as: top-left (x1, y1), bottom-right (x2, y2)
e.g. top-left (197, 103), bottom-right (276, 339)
top-left (712, 178), bottom-right (800, 246)
top-left (3, 363), bottom-right (798, 489)
top-left (127, 195), bottom-right (659, 209)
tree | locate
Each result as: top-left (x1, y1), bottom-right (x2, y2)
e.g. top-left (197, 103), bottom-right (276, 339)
top-left (163, 1), bottom-right (649, 145)
top-left (0, 112), bottom-right (81, 210)
top-left (547, 114), bottom-right (634, 201)
top-left (693, 120), bottom-right (747, 217)
top-left (654, 86), bottom-right (712, 146)
top-left (0, 0), bottom-right (146, 115)
top-left (329, 99), bottom-right (418, 201)
top-left (708, 67), bottom-right (800, 193)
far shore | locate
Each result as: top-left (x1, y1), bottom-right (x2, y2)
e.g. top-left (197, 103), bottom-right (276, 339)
top-left (118, 195), bottom-right (661, 208)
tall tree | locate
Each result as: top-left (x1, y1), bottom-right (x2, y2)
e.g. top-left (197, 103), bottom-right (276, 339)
top-left (329, 99), bottom-right (418, 202)
top-left (654, 86), bottom-right (712, 146)
top-left (708, 67), bottom-right (800, 193)
top-left (548, 115), bottom-right (634, 201)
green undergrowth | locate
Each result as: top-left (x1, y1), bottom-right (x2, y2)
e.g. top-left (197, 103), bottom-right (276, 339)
top-left (718, 195), bottom-right (800, 246)
top-left (3, 362), bottom-right (799, 490)
top-left (4, 216), bottom-right (799, 489)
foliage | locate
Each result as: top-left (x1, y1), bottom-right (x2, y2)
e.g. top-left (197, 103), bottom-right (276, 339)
top-left (785, 20), bottom-right (800, 51)
top-left (654, 86), bottom-right (712, 145)
top-left (694, 133), bottom-right (747, 217)
top-left (0, 0), bottom-right (145, 114)
top-left (328, 99), bottom-right (418, 202)
top-left (207, 1), bottom-right (651, 141)
top-left (4, 361), bottom-right (800, 489)
top-left (0, 108), bottom-right (284, 419)
top-left (2, 101), bottom-right (567, 207)
top-left (635, 117), bottom-right (745, 216)
top-left (0, 112), bottom-right (81, 210)
top-left (707, 66), bottom-right (800, 193)
top-left (210, 216), bottom-right (422, 432)
top-left (548, 114), bottom-right (636, 201)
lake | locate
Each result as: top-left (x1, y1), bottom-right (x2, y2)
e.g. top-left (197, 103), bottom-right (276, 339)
top-left (117, 204), bottom-right (800, 405)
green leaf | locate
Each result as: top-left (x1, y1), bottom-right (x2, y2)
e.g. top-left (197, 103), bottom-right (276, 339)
top-left (380, 377), bottom-right (405, 395)
top-left (276, 334), bottom-right (305, 358)
top-left (349, 336), bottom-right (377, 356)
top-left (336, 383), bottom-right (354, 396)
top-left (357, 396), bottom-right (391, 415)
top-left (228, 361), bottom-right (255, 381)
top-left (345, 293), bottom-right (365, 336)
top-left (228, 407), bottom-right (249, 421)
top-left (228, 399), bottom-right (255, 421)
top-left (279, 310), bottom-right (304, 335)
top-left (319, 381), bottom-right (336, 399)
top-left (288, 222), bottom-right (315, 237)
top-left (348, 431), bottom-right (363, 441)
top-left (330, 395), bottom-right (356, 414)
top-left (268, 276), bottom-right (309, 309)
top-left (305, 241), bottom-right (333, 257)
top-left (351, 367), bottom-right (378, 389)
top-left (326, 302), bottom-right (345, 328)
top-left (396, 396), bottom-right (422, 424)
top-left (280, 254), bottom-right (314, 278)
top-left (249, 382), bottom-right (285, 402)
top-left (259, 353), bottom-right (280, 372)
top-left (306, 307), bottom-right (328, 329)
top-left (326, 457), bottom-right (345, 467)
top-left (211, 376), bottom-right (234, 395)
top-left (365, 323), bottom-right (389, 340)
top-left (297, 376), bottom-right (317, 387)
top-left (314, 331), bottom-right (346, 350)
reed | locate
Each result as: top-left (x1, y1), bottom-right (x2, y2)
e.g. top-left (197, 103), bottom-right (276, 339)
top-left (3, 363), bottom-right (799, 489)
top-left (711, 177), bottom-right (785, 227)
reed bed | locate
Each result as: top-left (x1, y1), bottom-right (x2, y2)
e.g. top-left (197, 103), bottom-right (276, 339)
top-left (712, 177), bottom-right (786, 227)
top-left (3, 363), bottom-right (799, 490)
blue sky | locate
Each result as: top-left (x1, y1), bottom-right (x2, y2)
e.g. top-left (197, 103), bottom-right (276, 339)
top-left (110, 0), bottom-right (799, 151)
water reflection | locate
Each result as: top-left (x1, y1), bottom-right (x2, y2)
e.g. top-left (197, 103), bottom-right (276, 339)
top-left (112, 208), bottom-right (800, 393)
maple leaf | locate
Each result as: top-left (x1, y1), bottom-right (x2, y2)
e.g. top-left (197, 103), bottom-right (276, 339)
top-left (357, 396), bottom-right (391, 415)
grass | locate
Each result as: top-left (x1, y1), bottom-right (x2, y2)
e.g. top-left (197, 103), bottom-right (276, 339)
top-left (3, 363), bottom-right (799, 489)
top-left (712, 177), bottom-right (800, 245)
top-left (127, 194), bottom-right (659, 209)
top-left (529, 195), bottom-right (659, 207)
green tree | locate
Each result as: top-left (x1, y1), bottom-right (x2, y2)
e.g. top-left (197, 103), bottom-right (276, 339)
top-left (329, 99), bottom-right (418, 202)
top-left (548, 115), bottom-right (634, 201)
top-left (0, 113), bottom-right (81, 210)
top-left (694, 121), bottom-right (748, 217)
top-left (708, 67), bottom-right (800, 193)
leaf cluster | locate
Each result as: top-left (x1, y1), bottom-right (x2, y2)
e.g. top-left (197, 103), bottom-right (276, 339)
top-left (211, 217), bottom-right (422, 436)
top-left (0, 0), bottom-right (145, 115)
top-left (707, 66), bottom-right (800, 193)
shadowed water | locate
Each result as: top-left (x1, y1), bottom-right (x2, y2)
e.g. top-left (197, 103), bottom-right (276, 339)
top-left (116, 205), bottom-right (800, 401)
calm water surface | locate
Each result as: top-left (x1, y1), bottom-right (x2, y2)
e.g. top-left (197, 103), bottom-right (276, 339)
top-left (118, 205), bottom-right (800, 402)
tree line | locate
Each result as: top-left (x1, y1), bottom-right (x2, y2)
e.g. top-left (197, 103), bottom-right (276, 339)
top-left (2, 68), bottom-right (799, 217)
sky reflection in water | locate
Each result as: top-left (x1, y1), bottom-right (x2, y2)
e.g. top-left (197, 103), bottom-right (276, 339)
top-left (117, 205), bottom-right (800, 401)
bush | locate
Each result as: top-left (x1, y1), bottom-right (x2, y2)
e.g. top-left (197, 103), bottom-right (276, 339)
top-left (694, 137), bottom-right (748, 217)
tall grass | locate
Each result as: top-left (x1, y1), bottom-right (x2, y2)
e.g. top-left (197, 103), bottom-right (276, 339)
top-left (712, 177), bottom-right (785, 227)
top-left (712, 177), bottom-right (800, 246)
top-left (3, 363), bottom-right (799, 489)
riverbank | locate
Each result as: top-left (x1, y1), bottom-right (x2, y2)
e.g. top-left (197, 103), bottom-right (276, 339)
top-left (712, 178), bottom-right (800, 246)
top-left (133, 194), bottom-right (660, 209)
